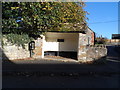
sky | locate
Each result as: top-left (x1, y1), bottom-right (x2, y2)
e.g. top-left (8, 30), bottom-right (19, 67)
top-left (84, 2), bottom-right (118, 39)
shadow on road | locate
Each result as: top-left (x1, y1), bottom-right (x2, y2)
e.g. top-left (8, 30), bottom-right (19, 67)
top-left (2, 46), bottom-right (120, 73)
top-left (106, 45), bottom-right (120, 63)
top-left (1, 46), bottom-right (120, 88)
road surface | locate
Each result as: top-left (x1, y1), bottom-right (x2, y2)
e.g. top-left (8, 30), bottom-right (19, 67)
top-left (2, 45), bottom-right (120, 88)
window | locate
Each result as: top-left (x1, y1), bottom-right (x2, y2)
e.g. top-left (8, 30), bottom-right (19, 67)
top-left (57, 39), bottom-right (64, 42)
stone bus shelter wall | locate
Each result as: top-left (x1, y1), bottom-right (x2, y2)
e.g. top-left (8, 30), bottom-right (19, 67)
top-left (1, 33), bottom-right (107, 62)
top-left (77, 33), bottom-right (107, 62)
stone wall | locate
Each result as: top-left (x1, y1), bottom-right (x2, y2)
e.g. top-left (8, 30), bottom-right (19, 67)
top-left (77, 33), bottom-right (88, 61)
top-left (1, 36), bottom-right (44, 60)
top-left (77, 33), bottom-right (107, 62)
top-left (107, 39), bottom-right (120, 45)
top-left (78, 45), bottom-right (107, 62)
top-left (32, 36), bottom-right (44, 59)
top-left (86, 28), bottom-right (95, 45)
top-left (2, 44), bottom-right (30, 60)
top-left (1, 33), bottom-right (107, 61)
top-left (1, 38), bottom-right (30, 60)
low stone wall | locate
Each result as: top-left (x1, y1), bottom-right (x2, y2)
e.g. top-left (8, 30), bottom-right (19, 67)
top-left (1, 41), bottom-right (30, 60)
top-left (1, 36), bottom-right (43, 60)
top-left (86, 46), bottom-right (107, 60)
top-left (32, 37), bottom-right (43, 59)
top-left (78, 45), bottom-right (107, 62)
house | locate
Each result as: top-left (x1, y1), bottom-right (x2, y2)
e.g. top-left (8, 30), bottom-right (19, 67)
top-left (33, 26), bottom-right (95, 60)
top-left (112, 34), bottom-right (120, 39)
top-left (107, 34), bottom-right (120, 45)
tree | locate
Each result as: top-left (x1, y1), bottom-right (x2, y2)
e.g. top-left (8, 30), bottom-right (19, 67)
top-left (95, 36), bottom-right (108, 44)
top-left (2, 2), bottom-right (87, 35)
top-left (2, 2), bottom-right (88, 47)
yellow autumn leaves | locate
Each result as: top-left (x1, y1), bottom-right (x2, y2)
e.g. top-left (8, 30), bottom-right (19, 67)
top-left (11, 7), bottom-right (19, 10)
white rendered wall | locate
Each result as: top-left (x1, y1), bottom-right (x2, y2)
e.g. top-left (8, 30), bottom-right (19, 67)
top-left (44, 41), bottom-right (59, 51)
top-left (44, 32), bottom-right (79, 52)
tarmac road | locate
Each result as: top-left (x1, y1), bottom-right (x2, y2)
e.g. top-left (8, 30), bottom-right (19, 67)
top-left (106, 45), bottom-right (120, 61)
top-left (3, 73), bottom-right (119, 88)
top-left (2, 45), bottom-right (120, 88)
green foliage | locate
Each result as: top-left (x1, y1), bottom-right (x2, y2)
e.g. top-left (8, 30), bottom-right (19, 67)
top-left (2, 2), bottom-right (88, 47)
top-left (3, 34), bottom-right (33, 48)
top-left (95, 37), bottom-right (108, 45)
top-left (2, 2), bottom-right (87, 33)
